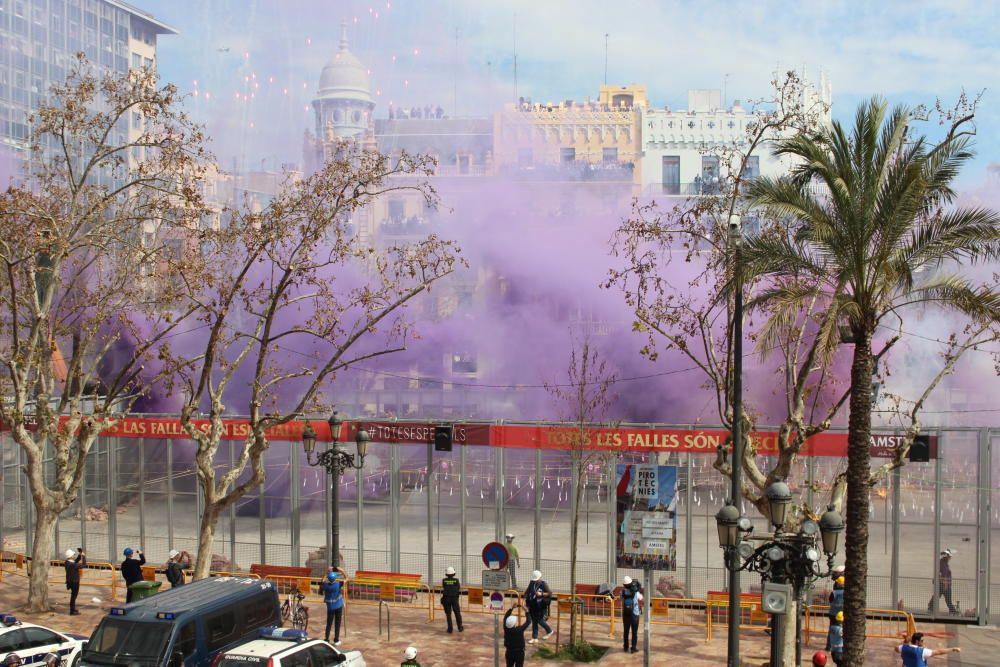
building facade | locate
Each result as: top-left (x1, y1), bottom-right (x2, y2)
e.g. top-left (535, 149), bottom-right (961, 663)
top-left (0, 0), bottom-right (175, 177)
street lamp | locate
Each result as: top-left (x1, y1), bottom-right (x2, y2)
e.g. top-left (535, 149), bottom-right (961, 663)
top-left (715, 495), bottom-right (844, 667)
top-left (303, 411), bottom-right (369, 569)
top-left (726, 213), bottom-right (744, 667)
top-left (765, 479), bottom-right (792, 531)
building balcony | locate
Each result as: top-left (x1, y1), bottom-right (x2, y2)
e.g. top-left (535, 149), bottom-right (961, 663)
top-left (501, 161), bottom-right (635, 182)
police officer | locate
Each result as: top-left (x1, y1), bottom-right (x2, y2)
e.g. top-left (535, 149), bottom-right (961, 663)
top-left (828, 611), bottom-right (844, 666)
top-left (441, 566), bottom-right (464, 633)
top-left (826, 576), bottom-right (844, 650)
top-left (64, 547), bottom-right (85, 615)
top-left (42, 654), bottom-right (61, 667)
top-left (401, 646), bottom-right (420, 666)
top-left (503, 605), bottom-right (531, 667)
top-left (320, 567), bottom-right (346, 645)
top-left (3, 655), bottom-right (22, 667)
top-left (120, 547), bottom-right (145, 603)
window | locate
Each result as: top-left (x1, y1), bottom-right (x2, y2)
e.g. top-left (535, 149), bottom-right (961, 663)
top-left (205, 609), bottom-right (237, 650)
top-left (458, 154), bottom-right (469, 174)
top-left (132, 111), bottom-right (141, 129)
top-left (244, 593), bottom-right (279, 630)
top-left (559, 147), bottom-right (576, 163)
top-left (387, 198), bottom-right (404, 222)
top-left (175, 622), bottom-right (196, 657)
top-left (602, 147), bottom-right (618, 163)
top-left (700, 155), bottom-right (719, 193)
top-left (308, 644), bottom-right (345, 667)
top-left (0, 629), bottom-right (26, 652)
top-left (143, 57), bottom-right (152, 69)
top-left (282, 648), bottom-right (313, 667)
top-left (451, 353), bottom-right (477, 374)
top-left (660, 155), bottom-right (679, 194)
top-left (516, 147), bottom-right (532, 166)
top-left (132, 52), bottom-right (140, 68)
top-left (21, 627), bottom-right (61, 648)
top-left (742, 155), bottom-right (759, 181)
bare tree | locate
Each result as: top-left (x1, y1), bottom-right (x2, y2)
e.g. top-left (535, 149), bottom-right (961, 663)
top-left (545, 337), bottom-right (617, 648)
top-left (0, 56), bottom-right (210, 611)
top-left (165, 144), bottom-right (463, 579)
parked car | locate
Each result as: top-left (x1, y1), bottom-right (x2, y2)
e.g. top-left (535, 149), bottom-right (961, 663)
top-left (212, 628), bottom-right (365, 667)
top-left (0, 614), bottom-right (88, 667)
top-left (80, 577), bottom-right (280, 667)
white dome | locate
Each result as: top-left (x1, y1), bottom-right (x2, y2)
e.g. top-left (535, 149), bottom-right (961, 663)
top-left (315, 23), bottom-right (373, 105)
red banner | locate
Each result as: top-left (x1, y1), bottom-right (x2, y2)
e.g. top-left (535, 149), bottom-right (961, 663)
top-left (1, 416), bottom-right (936, 458)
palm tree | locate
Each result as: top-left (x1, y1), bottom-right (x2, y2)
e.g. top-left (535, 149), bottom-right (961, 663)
top-left (743, 98), bottom-right (1000, 665)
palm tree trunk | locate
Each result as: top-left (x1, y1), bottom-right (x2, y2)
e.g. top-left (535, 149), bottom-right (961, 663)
top-left (843, 330), bottom-right (873, 666)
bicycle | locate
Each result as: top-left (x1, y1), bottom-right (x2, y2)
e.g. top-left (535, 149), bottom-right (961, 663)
top-left (280, 591), bottom-right (309, 631)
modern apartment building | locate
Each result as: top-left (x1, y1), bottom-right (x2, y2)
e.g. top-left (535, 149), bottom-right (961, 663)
top-left (0, 0), bottom-right (175, 177)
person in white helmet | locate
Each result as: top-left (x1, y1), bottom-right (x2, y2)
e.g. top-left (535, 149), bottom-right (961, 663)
top-left (503, 604), bottom-right (531, 667)
top-left (441, 566), bottom-right (464, 633)
top-left (63, 546), bottom-right (85, 615)
top-left (524, 570), bottom-right (553, 643)
top-left (400, 646), bottom-right (420, 666)
top-left (165, 549), bottom-right (187, 589)
top-left (504, 534), bottom-right (520, 589)
top-left (620, 576), bottom-right (641, 652)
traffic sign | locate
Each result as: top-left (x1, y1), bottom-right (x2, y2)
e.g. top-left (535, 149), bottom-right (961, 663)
top-left (481, 541), bottom-right (509, 570)
top-left (489, 591), bottom-right (505, 613)
top-left (482, 569), bottom-right (510, 591)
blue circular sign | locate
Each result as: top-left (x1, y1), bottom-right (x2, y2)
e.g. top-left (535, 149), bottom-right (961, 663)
top-left (482, 541), bottom-right (509, 569)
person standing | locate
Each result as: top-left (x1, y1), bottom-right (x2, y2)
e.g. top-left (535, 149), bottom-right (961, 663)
top-left (165, 550), bottom-right (187, 589)
top-left (620, 576), bottom-right (640, 653)
top-left (503, 605), bottom-right (531, 667)
top-left (441, 566), bottom-right (464, 633)
top-left (525, 570), bottom-right (553, 644)
top-left (928, 549), bottom-right (958, 614)
top-left (895, 632), bottom-right (961, 666)
top-left (826, 575), bottom-right (844, 650)
top-left (400, 646), bottom-right (420, 667)
top-left (827, 611), bottom-right (844, 666)
top-left (320, 567), bottom-right (346, 645)
top-left (120, 547), bottom-right (145, 603)
top-left (505, 534), bottom-right (520, 590)
top-left (64, 547), bottom-right (85, 615)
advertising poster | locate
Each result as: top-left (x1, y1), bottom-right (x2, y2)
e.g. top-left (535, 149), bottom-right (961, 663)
top-left (616, 464), bottom-right (678, 570)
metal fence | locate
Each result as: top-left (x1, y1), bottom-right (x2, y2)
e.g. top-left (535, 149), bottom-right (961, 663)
top-left (1, 426), bottom-right (996, 624)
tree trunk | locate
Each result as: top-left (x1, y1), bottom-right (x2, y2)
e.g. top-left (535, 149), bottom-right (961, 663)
top-left (569, 462), bottom-right (581, 646)
top-left (193, 504), bottom-right (221, 580)
top-left (842, 332), bottom-right (873, 666)
top-left (26, 507), bottom-right (58, 612)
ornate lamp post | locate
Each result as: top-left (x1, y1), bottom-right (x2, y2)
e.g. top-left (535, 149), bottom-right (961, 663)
top-left (303, 411), bottom-right (370, 568)
top-left (716, 481), bottom-right (844, 666)
top-left (726, 213), bottom-right (745, 667)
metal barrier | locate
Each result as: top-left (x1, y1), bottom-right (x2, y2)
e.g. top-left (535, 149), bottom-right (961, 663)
top-left (804, 604), bottom-right (916, 644)
top-left (706, 598), bottom-right (771, 641)
top-left (346, 575), bottom-right (434, 622)
top-left (47, 559), bottom-right (119, 601)
top-left (379, 600), bottom-right (391, 642)
top-left (440, 587), bottom-right (523, 622)
top-left (645, 596), bottom-right (711, 641)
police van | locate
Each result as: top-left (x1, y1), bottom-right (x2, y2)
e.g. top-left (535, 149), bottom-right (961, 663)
top-left (80, 577), bottom-right (280, 667)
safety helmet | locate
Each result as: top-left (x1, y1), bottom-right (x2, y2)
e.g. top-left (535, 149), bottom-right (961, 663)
top-left (835, 576), bottom-right (845, 586)
top-left (326, 571), bottom-right (338, 582)
top-left (404, 647), bottom-right (418, 660)
top-left (64, 549), bottom-right (76, 559)
top-left (812, 652), bottom-right (828, 666)
top-left (835, 611), bottom-right (844, 622)
top-left (531, 570), bottom-right (542, 582)
top-left (168, 550), bottom-right (180, 559)
top-left (43, 653), bottom-right (59, 667)
top-left (445, 566), bottom-right (456, 576)
top-left (941, 548), bottom-right (954, 557)
top-left (123, 547), bottom-right (134, 557)
top-left (3, 655), bottom-right (22, 666)
top-left (623, 576), bottom-right (632, 586)
top-left (505, 615), bottom-right (517, 629)
top-left (832, 564), bottom-right (845, 575)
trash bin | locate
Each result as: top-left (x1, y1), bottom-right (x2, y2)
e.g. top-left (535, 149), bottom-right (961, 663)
top-left (129, 580), bottom-right (161, 601)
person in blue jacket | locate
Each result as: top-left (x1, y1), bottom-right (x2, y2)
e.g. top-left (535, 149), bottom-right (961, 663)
top-left (320, 566), bottom-right (346, 645)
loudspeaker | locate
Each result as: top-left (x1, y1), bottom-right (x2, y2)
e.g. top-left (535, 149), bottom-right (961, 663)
top-left (908, 434), bottom-right (930, 463)
top-left (762, 581), bottom-right (792, 615)
top-left (434, 425), bottom-right (453, 452)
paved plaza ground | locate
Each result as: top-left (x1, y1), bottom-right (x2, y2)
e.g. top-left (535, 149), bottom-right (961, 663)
top-left (0, 574), bottom-right (983, 666)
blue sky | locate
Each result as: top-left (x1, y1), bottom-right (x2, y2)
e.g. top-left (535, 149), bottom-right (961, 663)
top-left (138, 0), bottom-right (999, 184)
